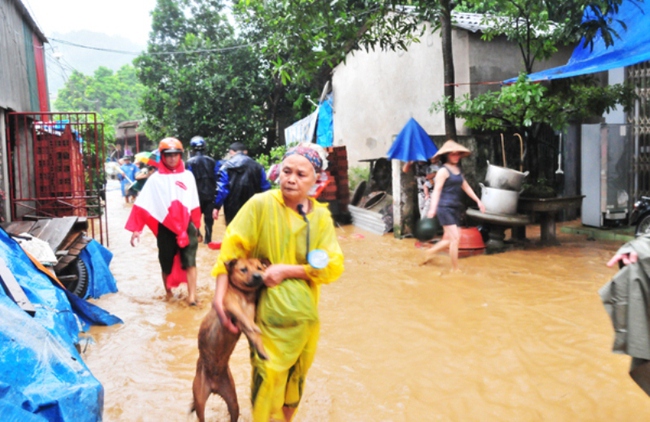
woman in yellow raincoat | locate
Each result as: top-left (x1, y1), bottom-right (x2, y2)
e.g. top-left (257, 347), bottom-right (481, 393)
top-left (211, 143), bottom-right (344, 421)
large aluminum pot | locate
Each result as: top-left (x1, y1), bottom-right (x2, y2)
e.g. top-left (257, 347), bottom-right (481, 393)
top-left (480, 183), bottom-right (521, 215)
top-left (485, 161), bottom-right (529, 191)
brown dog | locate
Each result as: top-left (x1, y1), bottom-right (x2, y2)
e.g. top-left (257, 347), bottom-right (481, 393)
top-left (191, 258), bottom-right (270, 422)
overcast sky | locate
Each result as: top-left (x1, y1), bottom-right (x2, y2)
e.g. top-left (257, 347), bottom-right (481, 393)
top-left (23, 0), bottom-right (157, 45)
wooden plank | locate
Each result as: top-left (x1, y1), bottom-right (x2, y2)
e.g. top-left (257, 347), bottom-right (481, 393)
top-left (57, 231), bottom-right (83, 253)
top-left (68, 247), bottom-right (85, 255)
top-left (0, 221), bottom-right (37, 236)
top-left (54, 255), bottom-right (77, 272)
top-left (73, 217), bottom-right (88, 231)
top-left (54, 235), bottom-right (92, 273)
top-left (0, 257), bottom-right (36, 316)
top-left (28, 218), bottom-right (52, 238)
top-left (34, 217), bottom-right (78, 252)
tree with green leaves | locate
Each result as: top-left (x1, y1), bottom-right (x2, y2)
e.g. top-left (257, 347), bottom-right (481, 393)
top-left (233, 0), bottom-right (419, 87)
top-left (134, 0), bottom-right (423, 157)
top-left (54, 64), bottom-right (144, 144)
top-left (438, 73), bottom-right (635, 131)
top-left (230, 0), bottom-right (422, 150)
top-left (430, 0), bottom-right (638, 180)
top-left (135, 0), bottom-right (276, 158)
top-left (469, 0), bottom-right (635, 74)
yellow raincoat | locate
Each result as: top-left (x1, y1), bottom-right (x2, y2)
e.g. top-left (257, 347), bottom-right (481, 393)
top-left (211, 189), bottom-right (344, 421)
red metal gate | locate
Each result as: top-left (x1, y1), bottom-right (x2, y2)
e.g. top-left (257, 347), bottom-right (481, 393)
top-left (5, 112), bottom-right (109, 246)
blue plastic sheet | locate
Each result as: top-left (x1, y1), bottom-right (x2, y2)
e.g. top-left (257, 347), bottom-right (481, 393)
top-left (0, 228), bottom-right (121, 421)
top-left (80, 240), bottom-right (118, 299)
top-left (316, 94), bottom-right (334, 147)
top-left (387, 118), bottom-right (439, 162)
top-left (506, 1), bottom-right (650, 82)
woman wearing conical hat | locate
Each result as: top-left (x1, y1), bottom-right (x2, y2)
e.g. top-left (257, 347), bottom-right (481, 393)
top-left (421, 140), bottom-right (485, 270)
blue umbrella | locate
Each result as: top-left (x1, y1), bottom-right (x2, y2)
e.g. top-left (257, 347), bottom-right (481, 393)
top-left (386, 118), bottom-right (438, 162)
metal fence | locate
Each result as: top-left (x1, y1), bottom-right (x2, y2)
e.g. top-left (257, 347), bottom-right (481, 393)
top-left (5, 112), bottom-right (108, 246)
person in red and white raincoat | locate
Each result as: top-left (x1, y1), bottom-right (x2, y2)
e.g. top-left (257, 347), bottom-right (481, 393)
top-left (125, 137), bottom-right (202, 305)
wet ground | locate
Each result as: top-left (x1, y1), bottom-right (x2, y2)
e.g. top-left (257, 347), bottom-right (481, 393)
top-left (84, 181), bottom-right (650, 421)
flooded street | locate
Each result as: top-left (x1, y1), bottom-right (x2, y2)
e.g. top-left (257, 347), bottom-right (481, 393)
top-left (84, 182), bottom-right (650, 421)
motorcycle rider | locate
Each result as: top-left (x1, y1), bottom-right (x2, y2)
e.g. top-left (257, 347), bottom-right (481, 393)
top-left (187, 136), bottom-right (217, 243)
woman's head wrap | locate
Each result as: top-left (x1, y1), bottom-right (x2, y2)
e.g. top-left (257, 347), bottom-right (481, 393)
top-left (282, 143), bottom-right (328, 173)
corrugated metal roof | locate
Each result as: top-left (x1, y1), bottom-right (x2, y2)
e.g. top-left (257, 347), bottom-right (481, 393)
top-left (10, 0), bottom-right (47, 43)
top-left (395, 7), bottom-right (557, 35)
top-left (453, 11), bottom-right (559, 36)
top-left (452, 12), bottom-right (491, 33)
top-left (349, 205), bottom-right (388, 235)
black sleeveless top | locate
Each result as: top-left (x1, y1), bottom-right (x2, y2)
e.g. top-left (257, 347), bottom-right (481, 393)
top-left (438, 165), bottom-right (464, 208)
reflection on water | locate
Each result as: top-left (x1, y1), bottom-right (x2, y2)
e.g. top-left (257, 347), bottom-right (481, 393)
top-left (85, 184), bottom-right (648, 421)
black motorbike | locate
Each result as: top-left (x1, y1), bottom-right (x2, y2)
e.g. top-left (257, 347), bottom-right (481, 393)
top-left (631, 196), bottom-right (650, 236)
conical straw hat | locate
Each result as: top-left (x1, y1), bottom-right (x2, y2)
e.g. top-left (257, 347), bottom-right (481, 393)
top-left (431, 140), bottom-right (471, 163)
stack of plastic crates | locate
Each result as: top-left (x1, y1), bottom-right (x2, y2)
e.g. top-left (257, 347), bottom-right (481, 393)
top-left (34, 125), bottom-right (86, 217)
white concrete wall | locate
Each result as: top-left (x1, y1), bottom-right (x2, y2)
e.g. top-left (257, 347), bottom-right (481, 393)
top-left (333, 25), bottom-right (575, 166)
top-left (332, 24), bottom-right (473, 165)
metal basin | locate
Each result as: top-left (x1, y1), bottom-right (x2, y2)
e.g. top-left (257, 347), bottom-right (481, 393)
top-left (485, 161), bottom-right (529, 191)
top-left (480, 183), bottom-right (520, 215)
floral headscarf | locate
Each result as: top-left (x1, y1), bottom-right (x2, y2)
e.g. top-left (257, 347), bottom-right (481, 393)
top-left (282, 142), bottom-right (329, 173)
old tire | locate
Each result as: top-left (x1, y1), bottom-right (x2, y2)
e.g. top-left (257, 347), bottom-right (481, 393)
top-left (58, 258), bottom-right (89, 298)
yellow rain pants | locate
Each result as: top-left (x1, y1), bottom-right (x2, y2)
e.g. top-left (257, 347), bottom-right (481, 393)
top-left (212, 189), bottom-right (344, 421)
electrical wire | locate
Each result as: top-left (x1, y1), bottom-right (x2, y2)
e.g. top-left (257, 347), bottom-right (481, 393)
top-left (48, 37), bottom-right (261, 56)
top-left (43, 5), bottom-right (387, 57)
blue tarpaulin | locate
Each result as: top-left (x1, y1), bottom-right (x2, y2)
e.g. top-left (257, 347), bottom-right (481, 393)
top-left (80, 240), bottom-right (118, 299)
top-left (387, 118), bottom-right (439, 162)
top-left (0, 228), bottom-right (121, 421)
top-left (506, 1), bottom-right (650, 83)
top-left (316, 94), bottom-right (334, 147)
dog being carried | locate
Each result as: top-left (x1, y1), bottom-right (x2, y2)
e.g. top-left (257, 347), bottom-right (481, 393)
top-left (191, 258), bottom-right (270, 422)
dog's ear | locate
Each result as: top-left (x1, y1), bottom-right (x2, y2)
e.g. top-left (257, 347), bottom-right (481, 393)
top-left (260, 258), bottom-right (271, 268)
top-left (226, 259), bottom-right (238, 273)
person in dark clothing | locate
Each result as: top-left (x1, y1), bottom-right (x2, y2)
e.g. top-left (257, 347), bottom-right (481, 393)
top-left (421, 140), bottom-right (484, 271)
top-left (187, 136), bottom-right (217, 243)
top-left (603, 235), bottom-right (650, 397)
top-left (212, 142), bottom-right (271, 225)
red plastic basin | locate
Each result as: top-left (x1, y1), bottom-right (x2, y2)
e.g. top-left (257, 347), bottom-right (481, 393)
top-left (459, 227), bottom-right (485, 257)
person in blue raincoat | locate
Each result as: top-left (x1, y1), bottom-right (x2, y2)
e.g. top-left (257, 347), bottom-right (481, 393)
top-left (118, 155), bottom-right (138, 204)
top-left (212, 142), bottom-right (271, 225)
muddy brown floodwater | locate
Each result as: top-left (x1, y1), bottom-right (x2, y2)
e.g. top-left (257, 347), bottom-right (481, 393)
top-left (84, 181), bottom-right (649, 421)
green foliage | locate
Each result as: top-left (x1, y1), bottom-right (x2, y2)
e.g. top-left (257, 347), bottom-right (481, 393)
top-left (256, 145), bottom-right (287, 187)
top-left (54, 65), bottom-right (144, 144)
top-left (458, 0), bottom-right (635, 74)
top-left (432, 73), bottom-right (637, 133)
top-left (135, 0), bottom-right (279, 156)
top-left (521, 177), bottom-right (557, 198)
top-left (134, 0), bottom-right (422, 157)
top-left (256, 145), bottom-right (287, 170)
top-left (234, 0), bottom-right (421, 88)
top-left (348, 166), bottom-right (370, 192)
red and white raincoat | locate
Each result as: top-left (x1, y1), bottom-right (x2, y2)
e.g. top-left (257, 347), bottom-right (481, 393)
top-left (125, 160), bottom-right (201, 287)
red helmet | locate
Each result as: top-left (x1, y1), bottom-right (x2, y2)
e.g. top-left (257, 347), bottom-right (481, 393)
top-left (158, 137), bottom-right (184, 154)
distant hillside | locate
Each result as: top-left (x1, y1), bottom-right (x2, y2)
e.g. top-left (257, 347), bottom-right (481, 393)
top-left (45, 30), bottom-right (145, 104)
